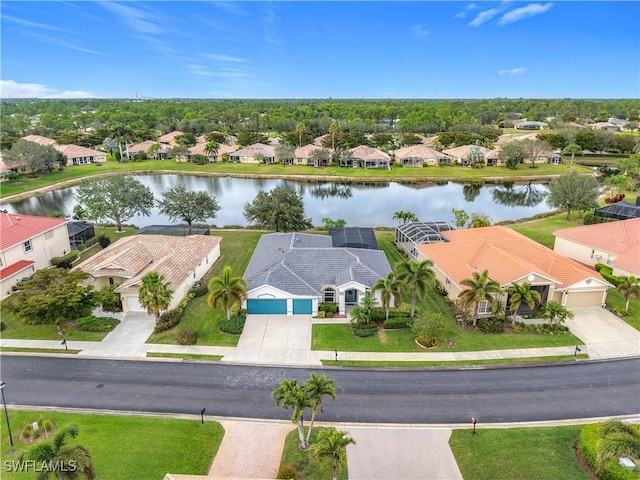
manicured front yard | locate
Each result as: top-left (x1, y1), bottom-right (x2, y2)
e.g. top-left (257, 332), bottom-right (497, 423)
top-left (0, 410), bottom-right (224, 480)
top-left (449, 426), bottom-right (591, 480)
top-left (0, 310), bottom-right (107, 341)
top-left (279, 427), bottom-right (349, 480)
top-left (147, 229), bottom-right (264, 346)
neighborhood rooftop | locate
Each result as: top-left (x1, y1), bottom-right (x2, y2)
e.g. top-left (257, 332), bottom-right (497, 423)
top-left (0, 213), bottom-right (68, 251)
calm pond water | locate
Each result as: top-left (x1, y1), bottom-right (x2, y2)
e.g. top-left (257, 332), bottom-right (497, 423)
top-left (2, 175), bottom-right (551, 228)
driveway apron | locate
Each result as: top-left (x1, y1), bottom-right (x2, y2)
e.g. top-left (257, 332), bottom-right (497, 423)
top-left (566, 306), bottom-right (640, 359)
top-left (224, 315), bottom-right (322, 366)
top-left (77, 312), bottom-right (155, 357)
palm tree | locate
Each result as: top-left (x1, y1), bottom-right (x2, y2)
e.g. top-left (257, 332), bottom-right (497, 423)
top-left (372, 272), bottom-right (403, 321)
top-left (328, 123), bottom-right (338, 150)
top-left (395, 259), bottom-right (435, 318)
top-left (207, 266), bottom-right (247, 320)
top-left (138, 272), bottom-right (173, 323)
top-left (541, 300), bottom-right (574, 327)
top-left (392, 210), bottom-right (405, 225)
top-left (272, 379), bottom-right (314, 449)
top-left (458, 270), bottom-right (502, 326)
top-left (350, 293), bottom-right (378, 325)
top-left (203, 140), bottom-right (219, 161)
top-left (617, 275), bottom-right (640, 311)
top-left (563, 143), bottom-right (582, 167)
top-left (506, 282), bottom-right (542, 326)
top-left (309, 428), bottom-right (356, 480)
top-left (146, 142), bottom-right (162, 159)
top-left (110, 123), bottom-right (135, 160)
top-left (295, 122), bottom-right (306, 148)
top-left (25, 423), bottom-right (96, 480)
top-left (596, 420), bottom-right (640, 474)
top-left (305, 373), bottom-right (337, 445)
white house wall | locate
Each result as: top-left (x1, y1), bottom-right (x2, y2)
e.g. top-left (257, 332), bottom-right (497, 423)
top-left (1, 224), bottom-right (70, 272)
top-left (0, 264), bottom-right (35, 301)
top-left (553, 237), bottom-right (613, 268)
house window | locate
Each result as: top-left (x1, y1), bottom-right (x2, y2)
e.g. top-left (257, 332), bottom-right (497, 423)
top-left (109, 277), bottom-right (114, 285)
top-left (477, 300), bottom-right (492, 315)
top-left (323, 287), bottom-right (335, 303)
top-left (606, 254), bottom-right (614, 266)
top-left (445, 278), bottom-right (451, 286)
top-left (44, 230), bottom-right (54, 239)
top-left (24, 240), bottom-right (32, 252)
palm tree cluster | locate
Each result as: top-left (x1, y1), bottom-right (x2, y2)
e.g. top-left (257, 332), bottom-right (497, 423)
top-left (310, 428), bottom-right (356, 480)
top-left (392, 210), bottom-right (418, 225)
top-left (272, 372), bottom-right (337, 450)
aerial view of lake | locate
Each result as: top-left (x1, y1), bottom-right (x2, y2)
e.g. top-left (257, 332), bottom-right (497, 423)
top-left (1, 175), bottom-right (551, 228)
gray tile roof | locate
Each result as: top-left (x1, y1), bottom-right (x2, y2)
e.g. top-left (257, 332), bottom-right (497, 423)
top-left (245, 233), bottom-right (391, 295)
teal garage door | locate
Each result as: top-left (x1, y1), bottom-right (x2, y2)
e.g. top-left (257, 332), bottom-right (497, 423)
top-left (293, 299), bottom-right (313, 315)
top-left (247, 299), bottom-right (287, 315)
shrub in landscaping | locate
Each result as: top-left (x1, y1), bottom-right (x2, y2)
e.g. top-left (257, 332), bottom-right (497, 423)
top-left (50, 250), bottom-right (79, 267)
top-left (218, 315), bottom-right (246, 335)
top-left (513, 322), bottom-right (569, 334)
top-left (96, 285), bottom-right (123, 312)
top-left (153, 309), bottom-right (183, 333)
top-left (5, 171), bottom-right (21, 181)
top-left (178, 328), bottom-right (197, 345)
top-left (351, 325), bottom-right (378, 337)
top-left (189, 284), bottom-right (209, 297)
top-left (319, 302), bottom-right (338, 314)
top-left (277, 463), bottom-right (298, 480)
top-left (579, 423), bottom-right (638, 480)
top-left (476, 317), bottom-right (505, 334)
top-left (77, 315), bottom-right (120, 332)
top-left (370, 307), bottom-right (386, 322)
top-left (317, 310), bottom-right (326, 319)
top-left (583, 212), bottom-right (611, 225)
top-left (97, 234), bottom-right (111, 248)
top-left (383, 317), bottom-right (413, 329)
top-left (0, 321), bottom-right (6, 332)
top-left (178, 293), bottom-right (196, 311)
top-left (412, 314), bottom-right (447, 348)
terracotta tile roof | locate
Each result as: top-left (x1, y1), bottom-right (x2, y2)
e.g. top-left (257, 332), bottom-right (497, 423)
top-left (231, 143), bottom-right (276, 157)
top-left (554, 219), bottom-right (640, 274)
top-left (443, 145), bottom-right (492, 159)
top-left (417, 226), bottom-right (607, 289)
top-left (22, 135), bottom-right (56, 146)
top-left (0, 152), bottom-right (9, 174)
top-left (158, 131), bottom-right (184, 143)
top-left (0, 260), bottom-right (34, 280)
top-left (76, 234), bottom-right (222, 294)
top-left (350, 145), bottom-right (390, 160)
top-left (128, 140), bottom-right (168, 154)
top-left (54, 144), bottom-right (104, 158)
top-left (189, 143), bottom-right (235, 156)
top-left (295, 144), bottom-right (326, 158)
top-left (394, 144), bottom-right (450, 160)
top-left (0, 213), bottom-right (68, 251)
top-left (495, 132), bottom-right (539, 145)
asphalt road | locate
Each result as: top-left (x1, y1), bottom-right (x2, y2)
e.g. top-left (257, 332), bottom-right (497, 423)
top-left (1, 355), bottom-right (638, 424)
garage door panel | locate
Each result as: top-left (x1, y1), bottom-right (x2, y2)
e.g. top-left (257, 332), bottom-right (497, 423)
top-left (293, 299), bottom-right (312, 315)
top-left (127, 296), bottom-right (145, 312)
top-left (565, 291), bottom-right (603, 307)
top-left (247, 299), bottom-right (287, 314)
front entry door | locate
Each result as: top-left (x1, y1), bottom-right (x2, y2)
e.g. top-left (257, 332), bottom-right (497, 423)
top-left (345, 289), bottom-right (358, 304)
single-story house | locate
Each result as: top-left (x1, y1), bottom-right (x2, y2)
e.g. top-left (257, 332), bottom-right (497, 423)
top-left (495, 132), bottom-right (539, 145)
top-left (415, 226), bottom-right (612, 312)
top-left (295, 144), bottom-right (330, 166)
top-left (188, 143), bottom-right (235, 162)
top-left (54, 145), bottom-right (107, 165)
top-left (442, 145), bottom-right (493, 166)
top-left (22, 135), bottom-right (56, 146)
top-left (76, 234), bottom-right (222, 313)
top-left (244, 232), bottom-right (392, 316)
top-left (395, 221), bottom-right (455, 259)
top-left (230, 143), bottom-right (276, 164)
top-left (514, 120), bottom-right (548, 130)
top-left (128, 140), bottom-right (169, 159)
top-left (349, 145), bottom-right (390, 169)
top-left (589, 122), bottom-right (620, 132)
top-left (0, 213), bottom-right (71, 300)
top-left (394, 145), bottom-right (452, 167)
top-left (157, 131), bottom-right (184, 145)
top-left (554, 218), bottom-right (640, 277)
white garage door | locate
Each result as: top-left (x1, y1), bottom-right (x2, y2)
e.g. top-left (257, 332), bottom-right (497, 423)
top-left (565, 291), bottom-right (603, 307)
top-left (127, 296), bottom-right (145, 312)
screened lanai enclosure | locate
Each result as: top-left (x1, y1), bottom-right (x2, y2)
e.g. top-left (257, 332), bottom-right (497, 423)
top-left (395, 221), bottom-right (456, 259)
top-left (595, 200), bottom-right (640, 220)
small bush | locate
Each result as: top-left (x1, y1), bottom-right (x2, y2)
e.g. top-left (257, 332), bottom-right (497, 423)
top-left (218, 315), bottom-right (246, 334)
top-left (153, 309), bottom-right (183, 333)
top-left (317, 310), bottom-right (326, 319)
top-left (21, 427), bottom-right (31, 439)
top-left (189, 284), bottom-right (209, 297)
top-left (277, 463), bottom-right (298, 480)
top-left (513, 321), bottom-right (569, 334)
top-left (579, 423), bottom-right (638, 480)
top-left (351, 326), bottom-right (378, 337)
top-left (0, 321), bottom-right (6, 332)
top-left (77, 315), bottom-right (120, 332)
top-left (5, 171), bottom-right (21, 181)
top-left (178, 329), bottom-right (197, 345)
top-left (56, 259), bottom-right (74, 270)
top-left (50, 250), bottom-right (79, 267)
top-left (370, 307), bottom-right (386, 322)
top-left (383, 317), bottom-right (413, 329)
top-left (177, 293), bottom-right (195, 312)
top-left (583, 213), bottom-right (611, 225)
top-left (476, 317), bottom-right (505, 334)
top-left (319, 302), bottom-right (338, 314)
top-left (97, 234), bottom-right (111, 248)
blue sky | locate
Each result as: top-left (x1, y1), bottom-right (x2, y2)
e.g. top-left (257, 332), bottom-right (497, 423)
top-left (1, 1), bottom-right (638, 99)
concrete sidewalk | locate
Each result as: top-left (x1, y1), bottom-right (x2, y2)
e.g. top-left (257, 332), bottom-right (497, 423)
top-left (77, 312), bottom-right (155, 357)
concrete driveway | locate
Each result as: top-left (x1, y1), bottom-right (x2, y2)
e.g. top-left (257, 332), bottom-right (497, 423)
top-left (78, 311), bottom-right (155, 357)
top-left (224, 315), bottom-right (322, 366)
top-left (566, 306), bottom-right (640, 359)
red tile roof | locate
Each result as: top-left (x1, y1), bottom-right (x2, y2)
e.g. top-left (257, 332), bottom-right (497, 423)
top-left (22, 135), bottom-right (56, 146)
top-left (0, 213), bottom-right (68, 251)
top-left (0, 260), bottom-right (34, 280)
top-left (417, 226), bottom-right (607, 289)
top-left (554, 219), bottom-right (640, 257)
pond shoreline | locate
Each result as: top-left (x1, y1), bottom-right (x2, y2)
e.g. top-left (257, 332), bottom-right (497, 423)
top-left (1, 169), bottom-right (561, 203)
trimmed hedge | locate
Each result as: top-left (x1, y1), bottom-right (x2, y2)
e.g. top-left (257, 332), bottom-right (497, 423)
top-left (370, 304), bottom-right (411, 321)
top-left (513, 321), bottom-right (570, 334)
top-left (351, 325), bottom-right (378, 338)
top-left (218, 315), bottom-right (246, 335)
top-left (189, 284), bottom-right (209, 297)
top-left (595, 263), bottom-right (622, 287)
top-left (383, 317), bottom-right (413, 329)
top-left (77, 315), bottom-right (120, 332)
top-left (476, 317), bottom-right (505, 334)
top-left (50, 250), bottom-right (79, 267)
top-left (178, 328), bottom-right (197, 345)
top-left (153, 309), bottom-right (183, 333)
top-left (319, 302), bottom-right (338, 314)
top-left (579, 423), bottom-right (638, 480)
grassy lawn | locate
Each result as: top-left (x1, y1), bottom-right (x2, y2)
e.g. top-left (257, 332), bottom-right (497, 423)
top-left (0, 348), bottom-right (80, 354)
top-left (146, 353), bottom-right (223, 361)
top-left (321, 354), bottom-right (588, 367)
top-left (0, 159), bottom-right (595, 200)
top-left (279, 427), bottom-right (349, 480)
top-left (510, 211), bottom-right (584, 249)
top-left (147, 229), bottom-right (264, 346)
top-left (0, 310), bottom-right (107, 341)
top-left (606, 289), bottom-right (640, 330)
top-left (0, 410), bottom-right (224, 480)
top-left (449, 426), bottom-right (591, 480)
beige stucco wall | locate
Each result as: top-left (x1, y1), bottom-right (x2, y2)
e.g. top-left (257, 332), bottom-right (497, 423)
top-left (553, 237), bottom-right (613, 268)
top-left (1, 264), bottom-right (36, 300)
top-left (0, 224), bottom-right (70, 272)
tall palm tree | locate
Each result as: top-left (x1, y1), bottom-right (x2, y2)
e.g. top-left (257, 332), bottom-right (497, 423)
top-left (596, 420), bottom-right (640, 474)
top-left (328, 123), bottom-right (338, 150)
top-left (272, 379), bottom-right (314, 449)
top-left (110, 123), bottom-right (135, 160)
top-left (392, 210), bottom-right (405, 225)
top-left (203, 140), bottom-right (219, 162)
top-left (372, 272), bottom-right (403, 321)
top-left (207, 266), bottom-right (247, 320)
top-left (458, 269), bottom-right (502, 326)
top-left (541, 300), bottom-right (574, 327)
top-left (395, 259), bottom-right (435, 318)
top-left (25, 423), bottom-right (96, 480)
top-left (138, 272), bottom-right (173, 323)
top-left (295, 122), bottom-right (306, 148)
top-left (309, 428), bottom-right (356, 480)
top-left (305, 373), bottom-right (337, 445)
top-left (506, 282), bottom-right (542, 326)
top-left (617, 275), bottom-right (640, 311)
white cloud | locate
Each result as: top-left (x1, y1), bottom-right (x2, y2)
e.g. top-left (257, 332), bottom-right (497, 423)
top-left (412, 24), bottom-right (430, 37)
top-left (455, 3), bottom-right (478, 19)
top-left (263, 4), bottom-right (284, 49)
top-left (204, 54), bottom-right (247, 63)
top-left (498, 3), bottom-right (553, 25)
top-left (2, 14), bottom-right (65, 32)
top-left (99, 2), bottom-right (166, 35)
top-left (0, 80), bottom-right (94, 98)
top-left (469, 8), bottom-right (501, 26)
top-left (498, 67), bottom-right (526, 75)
